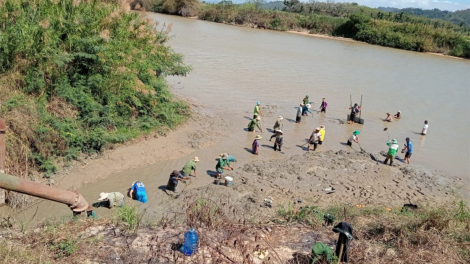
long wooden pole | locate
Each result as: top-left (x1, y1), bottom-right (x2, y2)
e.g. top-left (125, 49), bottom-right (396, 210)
top-left (337, 235), bottom-right (346, 263)
top-left (359, 95), bottom-right (363, 119)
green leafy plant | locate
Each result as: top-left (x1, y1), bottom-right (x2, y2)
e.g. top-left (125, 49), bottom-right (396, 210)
top-left (50, 239), bottom-right (78, 259)
top-left (115, 205), bottom-right (141, 233)
top-left (0, 0), bottom-right (191, 184)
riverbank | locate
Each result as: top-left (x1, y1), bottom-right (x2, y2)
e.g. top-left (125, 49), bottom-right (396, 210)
top-left (140, 1), bottom-right (470, 59)
top-left (0, 184), bottom-right (469, 263)
top-left (285, 29), bottom-right (468, 60)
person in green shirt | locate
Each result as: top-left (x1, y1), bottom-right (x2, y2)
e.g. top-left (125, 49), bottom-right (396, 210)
top-left (216, 153), bottom-right (232, 178)
top-left (182, 157), bottom-right (199, 177)
top-left (220, 153), bottom-right (235, 169)
top-left (247, 116), bottom-right (262, 132)
top-left (303, 95), bottom-right (309, 106)
top-left (384, 139), bottom-right (399, 166)
top-left (253, 101), bottom-right (262, 119)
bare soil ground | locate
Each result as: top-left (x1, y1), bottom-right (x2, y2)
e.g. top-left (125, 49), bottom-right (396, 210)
top-left (50, 103), bottom-right (227, 191)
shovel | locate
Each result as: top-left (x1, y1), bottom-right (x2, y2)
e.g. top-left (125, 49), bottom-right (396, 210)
top-left (383, 127), bottom-right (390, 141)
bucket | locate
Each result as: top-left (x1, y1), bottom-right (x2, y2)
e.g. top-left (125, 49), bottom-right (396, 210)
top-left (214, 178), bottom-right (220, 185)
top-left (224, 176), bottom-right (233, 187)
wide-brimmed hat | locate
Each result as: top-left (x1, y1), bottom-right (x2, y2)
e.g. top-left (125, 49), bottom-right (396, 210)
top-left (275, 130), bottom-right (283, 134)
top-left (386, 112), bottom-right (390, 115)
top-left (398, 110), bottom-right (401, 113)
top-left (98, 192), bottom-right (109, 201)
top-left (222, 153), bottom-right (228, 159)
top-left (315, 127), bottom-right (320, 131)
top-left (193, 157), bottom-right (199, 162)
top-left (256, 101), bottom-right (261, 105)
top-left (278, 116), bottom-right (283, 120)
top-left (306, 95), bottom-right (309, 97)
top-left (256, 116), bottom-right (261, 121)
top-left (320, 125), bottom-right (325, 129)
top-left (255, 135), bottom-right (262, 140)
top-left (306, 104), bottom-right (312, 109)
top-left (353, 130), bottom-right (360, 135)
top-left (300, 103), bottom-right (304, 106)
top-left (391, 139), bottom-right (398, 144)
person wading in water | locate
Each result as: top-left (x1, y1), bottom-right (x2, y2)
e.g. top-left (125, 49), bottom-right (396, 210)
top-left (307, 128), bottom-right (321, 151)
top-left (252, 135), bottom-right (262, 155)
top-left (348, 103), bottom-right (361, 124)
top-left (319, 98), bottom-right (328, 113)
top-left (347, 130), bottom-right (360, 146)
top-left (270, 116), bottom-right (283, 141)
top-left (253, 101), bottom-right (262, 119)
top-left (248, 116), bottom-right (262, 132)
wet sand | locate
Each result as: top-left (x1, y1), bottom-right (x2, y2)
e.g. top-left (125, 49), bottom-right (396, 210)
top-left (2, 100), bottom-right (467, 225)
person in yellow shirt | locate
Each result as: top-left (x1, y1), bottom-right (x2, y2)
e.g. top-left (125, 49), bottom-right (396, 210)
top-left (319, 125), bottom-right (326, 145)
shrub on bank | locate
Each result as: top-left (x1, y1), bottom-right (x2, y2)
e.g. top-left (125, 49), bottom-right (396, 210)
top-left (0, 0), bottom-right (191, 180)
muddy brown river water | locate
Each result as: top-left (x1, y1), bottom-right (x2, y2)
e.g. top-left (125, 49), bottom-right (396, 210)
top-left (2, 13), bottom-right (469, 224)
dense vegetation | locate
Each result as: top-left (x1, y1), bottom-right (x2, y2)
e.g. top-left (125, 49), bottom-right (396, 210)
top-left (0, 0), bottom-right (190, 178)
top-left (378, 6), bottom-right (470, 29)
top-left (141, 0), bottom-right (470, 58)
top-left (0, 201), bottom-right (469, 263)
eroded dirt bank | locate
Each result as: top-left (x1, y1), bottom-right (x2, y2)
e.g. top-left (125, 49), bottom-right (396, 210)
top-left (1, 148), bottom-right (467, 263)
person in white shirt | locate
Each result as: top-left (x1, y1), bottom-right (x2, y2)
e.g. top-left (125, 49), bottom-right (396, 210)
top-left (307, 128), bottom-right (322, 151)
top-left (421, 120), bottom-right (429, 135)
top-left (347, 130), bottom-right (360, 146)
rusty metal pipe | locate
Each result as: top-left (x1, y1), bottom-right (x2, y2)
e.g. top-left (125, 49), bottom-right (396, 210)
top-left (0, 172), bottom-right (89, 212)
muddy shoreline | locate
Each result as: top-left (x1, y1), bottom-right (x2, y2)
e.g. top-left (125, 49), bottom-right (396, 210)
top-left (3, 96), bottom-right (467, 224)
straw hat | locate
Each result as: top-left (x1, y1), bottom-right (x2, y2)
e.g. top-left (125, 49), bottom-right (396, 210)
top-left (275, 130), bottom-right (283, 134)
top-left (222, 153), bottom-right (228, 159)
top-left (315, 127), bottom-right (320, 131)
top-left (398, 110), bottom-right (401, 113)
top-left (193, 157), bottom-right (199, 162)
top-left (256, 116), bottom-right (261, 121)
top-left (300, 103), bottom-right (304, 106)
top-left (255, 135), bottom-right (262, 140)
top-left (98, 192), bottom-right (109, 201)
top-left (320, 125), bottom-right (325, 129)
top-left (278, 116), bottom-right (283, 120)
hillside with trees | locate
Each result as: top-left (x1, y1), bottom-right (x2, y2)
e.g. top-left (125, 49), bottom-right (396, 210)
top-left (140, 0), bottom-right (470, 58)
top-left (378, 7), bottom-right (470, 29)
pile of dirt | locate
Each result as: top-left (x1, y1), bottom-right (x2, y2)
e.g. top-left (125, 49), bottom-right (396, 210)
top-left (169, 150), bottom-right (464, 217)
top-left (233, 150), bottom-right (463, 208)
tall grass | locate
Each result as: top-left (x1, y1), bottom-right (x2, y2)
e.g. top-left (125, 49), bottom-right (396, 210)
top-left (0, 0), bottom-right (191, 183)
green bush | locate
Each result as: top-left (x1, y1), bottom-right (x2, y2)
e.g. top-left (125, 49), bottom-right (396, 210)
top-left (0, 0), bottom-right (191, 178)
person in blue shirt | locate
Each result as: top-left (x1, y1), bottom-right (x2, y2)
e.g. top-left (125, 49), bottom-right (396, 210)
top-left (403, 137), bottom-right (413, 164)
top-left (129, 181), bottom-right (147, 203)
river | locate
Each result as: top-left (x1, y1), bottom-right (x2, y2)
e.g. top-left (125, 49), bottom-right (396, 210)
top-left (158, 13), bottom-right (470, 177)
top-left (2, 12), bottom-right (469, 224)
